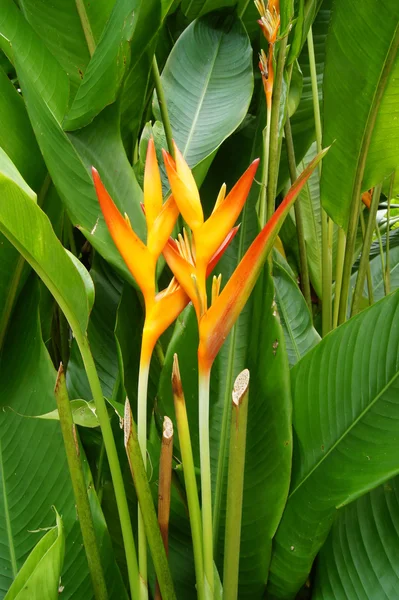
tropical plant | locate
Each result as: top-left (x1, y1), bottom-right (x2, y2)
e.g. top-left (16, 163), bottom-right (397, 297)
top-left (0, 0), bottom-right (398, 599)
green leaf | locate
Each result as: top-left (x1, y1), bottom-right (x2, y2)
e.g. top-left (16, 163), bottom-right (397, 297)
top-left (17, 0), bottom-right (113, 98)
top-left (180, 0), bottom-right (237, 20)
top-left (0, 280), bottom-right (89, 598)
top-left (4, 509), bottom-right (64, 600)
top-left (0, 149), bottom-right (92, 336)
top-left (154, 12), bottom-right (253, 167)
top-left (364, 55), bottom-right (399, 191)
top-left (0, 67), bottom-right (45, 191)
top-left (22, 400), bottom-right (100, 429)
top-left (313, 476), bottom-right (399, 600)
top-left (321, 0), bottom-right (399, 229)
top-left (267, 290), bottom-right (399, 599)
top-left (0, 0), bottom-right (69, 121)
top-left (64, 0), bottom-right (157, 130)
top-left (273, 251), bottom-right (320, 367)
top-left (0, 278), bottom-right (128, 599)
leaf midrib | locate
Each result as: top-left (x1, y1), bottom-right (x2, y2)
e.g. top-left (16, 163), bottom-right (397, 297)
top-left (182, 30), bottom-right (224, 159)
top-left (289, 329), bottom-right (399, 499)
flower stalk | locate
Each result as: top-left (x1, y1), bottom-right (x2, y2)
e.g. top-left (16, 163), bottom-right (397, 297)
top-left (154, 417), bottom-right (174, 600)
top-left (223, 370), bottom-right (250, 600)
top-left (54, 365), bottom-right (108, 600)
top-left (124, 401), bottom-right (177, 600)
top-left (172, 355), bottom-right (206, 600)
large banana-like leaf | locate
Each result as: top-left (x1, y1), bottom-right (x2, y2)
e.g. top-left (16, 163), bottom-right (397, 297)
top-left (313, 476), bottom-right (399, 599)
top-left (0, 3), bottom-right (144, 282)
top-left (154, 13), bottom-right (253, 167)
top-left (0, 66), bottom-right (45, 350)
top-left (0, 148), bottom-right (92, 336)
top-left (267, 290), bottom-right (399, 599)
top-left (321, 0), bottom-right (399, 229)
top-left (64, 0), bottom-right (161, 130)
top-left (18, 0), bottom-right (113, 98)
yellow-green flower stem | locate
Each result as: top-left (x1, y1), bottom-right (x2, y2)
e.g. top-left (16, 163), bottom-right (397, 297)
top-left (223, 370), bottom-right (250, 600)
top-left (172, 356), bottom-right (206, 600)
top-left (138, 354), bottom-right (150, 600)
top-left (75, 332), bottom-right (140, 599)
top-left (259, 107), bottom-right (272, 229)
top-left (198, 367), bottom-right (214, 597)
top-left (152, 56), bottom-right (175, 160)
top-left (266, 35), bottom-right (288, 222)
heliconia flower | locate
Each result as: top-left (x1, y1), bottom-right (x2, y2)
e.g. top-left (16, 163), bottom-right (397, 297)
top-left (197, 147), bottom-right (329, 373)
top-left (92, 138), bottom-right (181, 363)
top-left (255, 0), bottom-right (280, 45)
top-left (361, 189), bottom-right (373, 209)
top-left (259, 48), bottom-right (274, 110)
top-left (92, 140), bottom-right (240, 363)
top-left (162, 142), bottom-right (260, 319)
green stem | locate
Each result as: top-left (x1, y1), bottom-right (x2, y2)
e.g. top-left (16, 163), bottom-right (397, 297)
top-left (223, 370), bottom-right (250, 600)
top-left (55, 366), bottom-right (108, 600)
top-left (75, 0), bottom-right (96, 56)
top-left (198, 368), bottom-right (214, 597)
top-left (259, 108), bottom-right (272, 228)
top-left (172, 355), bottom-right (206, 600)
top-left (138, 357), bottom-right (150, 600)
top-left (75, 332), bottom-right (140, 599)
top-left (359, 212), bottom-right (374, 305)
top-left (376, 221), bottom-right (386, 295)
top-left (124, 401), bottom-right (177, 600)
top-left (351, 185), bottom-right (382, 316)
top-left (284, 117), bottom-right (312, 313)
top-left (266, 35), bottom-right (288, 221)
top-left (152, 56), bottom-right (175, 159)
top-left (307, 27), bottom-right (331, 335)
top-left (332, 227), bottom-right (346, 329)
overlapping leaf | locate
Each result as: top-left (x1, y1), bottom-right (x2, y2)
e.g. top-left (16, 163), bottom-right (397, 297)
top-left (267, 290), bottom-right (399, 599)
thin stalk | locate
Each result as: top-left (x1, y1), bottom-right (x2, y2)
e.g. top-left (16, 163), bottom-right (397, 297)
top-left (152, 56), bottom-right (175, 159)
top-left (266, 34), bottom-right (288, 221)
top-left (137, 356), bottom-right (150, 600)
top-left (307, 27), bottom-right (331, 335)
top-left (386, 173), bottom-right (395, 294)
top-left (223, 370), bottom-right (250, 600)
top-left (55, 365), bottom-right (108, 600)
top-left (155, 417), bottom-right (174, 600)
top-left (172, 356), bottom-right (206, 600)
top-left (359, 212), bottom-right (374, 305)
top-left (351, 184), bottom-right (382, 316)
top-left (332, 227), bottom-right (346, 329)
top-left (259, 108), bottom-right (272, 228)
top-left (198, 367), bottom-right (214, 596)
top-left (75, 0), bottom-right (96, 56)
top-left (284, 117), bottom-right (312, 313)
top-left (75, 332), bottom-right (140, 599)
top-left (124, 401), bottom-right (177, 600)
top-left (376, 222), bottom-right (386, 295)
